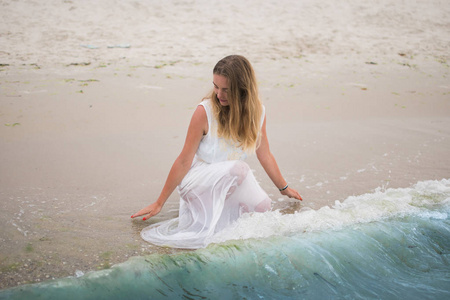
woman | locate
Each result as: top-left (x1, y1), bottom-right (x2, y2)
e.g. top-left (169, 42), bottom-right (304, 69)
top-left (132, 55), bottom-right (302, 248)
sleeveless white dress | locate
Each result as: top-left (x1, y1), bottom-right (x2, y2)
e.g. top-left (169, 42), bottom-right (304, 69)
top-left (141, 99), bottom-right (271, 249)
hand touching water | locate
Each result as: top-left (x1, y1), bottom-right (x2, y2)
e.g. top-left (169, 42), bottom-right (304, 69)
top-left (281, 187), bottom-right (302, 201)
top-left (131, 202), bottom-right (162, 221)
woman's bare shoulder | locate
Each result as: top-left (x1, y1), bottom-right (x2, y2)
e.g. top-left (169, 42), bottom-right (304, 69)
top-left (191, 104), bottom-right (208, 135)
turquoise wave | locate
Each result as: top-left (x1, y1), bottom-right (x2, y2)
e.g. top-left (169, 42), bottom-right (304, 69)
top-left (1, 180), bottom-right (449, 299)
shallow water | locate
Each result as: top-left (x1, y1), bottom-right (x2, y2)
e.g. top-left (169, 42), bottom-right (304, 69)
top-left (1, 179), bottom-right (449, 299)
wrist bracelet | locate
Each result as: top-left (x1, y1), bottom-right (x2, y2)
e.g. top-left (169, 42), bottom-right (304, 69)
top-left (279, 184), bottom-right (289, 191)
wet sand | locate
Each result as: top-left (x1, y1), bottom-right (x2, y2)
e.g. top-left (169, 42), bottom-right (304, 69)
top-left (1, 0), bottom-right (450, 289)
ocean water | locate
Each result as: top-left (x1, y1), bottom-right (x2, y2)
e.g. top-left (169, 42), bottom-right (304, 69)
top-left (1, 179), bottom-right (449, 299)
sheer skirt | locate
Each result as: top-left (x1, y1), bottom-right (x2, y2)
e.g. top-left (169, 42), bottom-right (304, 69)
top-left (140, 159), bottom-right (271, 249)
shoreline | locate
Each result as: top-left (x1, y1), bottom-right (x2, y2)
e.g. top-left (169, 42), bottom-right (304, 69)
top-left (1, 56), bottom-right (449, 289)
top-left (1, 0), bottom-right (450, 290)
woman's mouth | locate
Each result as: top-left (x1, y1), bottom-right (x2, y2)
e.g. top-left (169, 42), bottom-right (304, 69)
top-left (218, 98), bottom-right (228, 105)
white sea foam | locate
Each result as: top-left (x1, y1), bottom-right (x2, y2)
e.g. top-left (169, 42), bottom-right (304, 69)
top-left (210, 179), bottom-right (450, 244)
top-left (75, 270), bottom-right (85, 278)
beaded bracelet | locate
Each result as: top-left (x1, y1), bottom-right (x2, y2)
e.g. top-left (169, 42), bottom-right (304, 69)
top-left (279, 184), bottom-right (289, 191)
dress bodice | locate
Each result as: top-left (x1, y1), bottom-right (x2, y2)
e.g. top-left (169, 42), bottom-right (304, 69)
top-left (195, 99), bottom-right (265, 163)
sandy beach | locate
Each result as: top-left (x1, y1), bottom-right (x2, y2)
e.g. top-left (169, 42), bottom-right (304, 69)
top-left (1, 0), bottom-right (449, 289)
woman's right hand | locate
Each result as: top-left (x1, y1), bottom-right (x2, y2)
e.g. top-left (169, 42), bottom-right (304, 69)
top-left (131, 202), bottom-right (163, 221)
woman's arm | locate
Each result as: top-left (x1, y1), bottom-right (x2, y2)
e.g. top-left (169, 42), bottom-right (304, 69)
top-left (256, 116), bottom-right (302, 201)
top-left (132, 105), bottom-right (208, 220)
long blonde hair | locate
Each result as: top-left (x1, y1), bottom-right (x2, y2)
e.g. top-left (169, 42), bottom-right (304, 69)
top-left (208, 55), bottom-right (263, 153)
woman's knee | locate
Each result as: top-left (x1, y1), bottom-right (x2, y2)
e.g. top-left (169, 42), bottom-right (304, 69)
top-left (229, 161), bottom-right (250, 185)
top-left (255, 198), bottom-right (271, 212)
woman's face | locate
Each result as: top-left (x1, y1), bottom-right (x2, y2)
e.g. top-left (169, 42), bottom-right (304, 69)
top-left (213, 74), bottom-right (229, 106)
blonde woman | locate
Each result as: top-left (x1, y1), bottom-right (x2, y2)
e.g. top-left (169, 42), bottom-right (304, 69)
top-left (132, 55), bottom-right (302, 248)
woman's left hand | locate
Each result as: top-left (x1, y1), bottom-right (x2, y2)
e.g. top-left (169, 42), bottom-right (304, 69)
top-left (281, 187), bottom-right (302, 201)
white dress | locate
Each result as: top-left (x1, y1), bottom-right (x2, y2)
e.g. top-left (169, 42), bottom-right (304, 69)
top-left (141, 99), bottom-right (271, 249)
